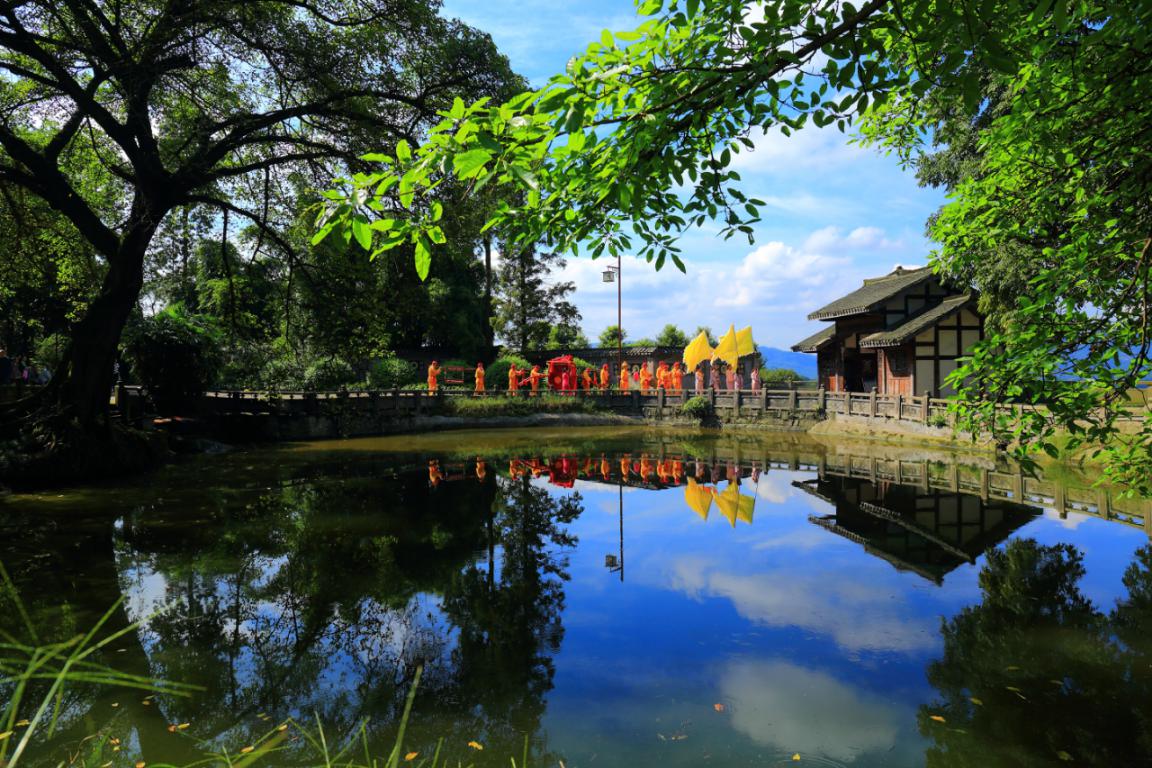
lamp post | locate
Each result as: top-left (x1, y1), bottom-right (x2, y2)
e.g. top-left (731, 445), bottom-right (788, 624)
top-left (602, 253), bottom-right (622, 374)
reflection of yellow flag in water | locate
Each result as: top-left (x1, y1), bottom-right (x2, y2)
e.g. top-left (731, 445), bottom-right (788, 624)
top-left (736, 326), bottom-right (756, 358)
top-left (737, 490), bottom-right (755, 524)
top-left (684, 478), bottom-right (713, 520)
top-left (713, 482), bottom-right (754, 527)
top-left (682, 332), bottom-right (714, 372)
top-left (712, 325), bottom-right (739, 368)
top-left (713, 482), bottom-right (739, 527)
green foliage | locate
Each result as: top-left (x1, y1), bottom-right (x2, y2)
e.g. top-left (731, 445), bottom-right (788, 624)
top-left (546, 323), bottom-right (590, 350)
top-left (694, 326), bottom-right (719, 347)
top-left (32, 333), bottom-right (68, 372)
top-left (123, 308), bottom-right (222, 409)
top-left (443, 394), bottom-right (604, 418)
top-left (680, 395), bottom-right (712, 420)
top-left (368, 354), bottom-right (419, 390)
top-left (303, 357), bottom-right (359, 391)
top-left (486, 355), bottom-right (533, 392)
top-left (571, 356), bottom-right (595, 373)
top-left (654, 324), bottom-right (690, 349)
top-left (598, 325), bottom-right (626, 348)
top-left (759, 367), bottom-right (807, 384)
top-left (258, 355), bottom-right (308, 391)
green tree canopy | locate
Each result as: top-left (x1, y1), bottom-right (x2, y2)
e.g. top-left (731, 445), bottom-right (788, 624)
top-left (654, 324), bottom-right (690, 348)
top-left (598, 325), bottom-right (626, 348)
top-left (492, 245), bottom-right (580, 354)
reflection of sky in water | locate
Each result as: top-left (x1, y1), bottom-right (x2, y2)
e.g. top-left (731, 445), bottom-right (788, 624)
top-left (541, 468), bottom-right (1149, 766)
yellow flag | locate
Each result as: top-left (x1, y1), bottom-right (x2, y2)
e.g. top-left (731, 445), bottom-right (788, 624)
top-left (737, 491), bottom-right (755, 524)
top-left (713, 483), bottom-right (739, 527)
top-left (682, 332), bottom-right (714, 372)
top-left (712, 325), bottom-right (739, 368)
top-left (736, 326), bottom-right (756, 358)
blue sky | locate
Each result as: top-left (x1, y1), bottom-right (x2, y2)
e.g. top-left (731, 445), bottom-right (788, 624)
top-left (441, 0), bottom-right (948, 348)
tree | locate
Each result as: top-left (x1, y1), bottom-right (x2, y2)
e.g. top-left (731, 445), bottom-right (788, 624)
top-left (326, 0), bottom-right (1152, 492)
top-left (598, 325), bottom-right (626, 349)
top-left (0, 0), bottom-right (518, 443)
top-left (654, 324), bottom-right (689, 349)
top-left (546, 324), bottom-right (589, 350)
top-left (492, 244), bottom-right (579, 354)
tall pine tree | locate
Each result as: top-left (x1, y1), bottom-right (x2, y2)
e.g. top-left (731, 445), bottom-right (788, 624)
top-left (492, 245), bottom-right (580, 355)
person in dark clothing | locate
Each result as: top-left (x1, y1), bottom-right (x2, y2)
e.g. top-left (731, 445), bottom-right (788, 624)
top-left (0, 348), bottom-right (11, 384)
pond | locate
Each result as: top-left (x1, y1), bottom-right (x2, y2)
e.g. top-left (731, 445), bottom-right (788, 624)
top-left (2, 427), bottom-right (1151, 767)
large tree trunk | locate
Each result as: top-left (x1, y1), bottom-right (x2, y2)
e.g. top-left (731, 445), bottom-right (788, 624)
top-left (56, 220), bottom-right (157, 428)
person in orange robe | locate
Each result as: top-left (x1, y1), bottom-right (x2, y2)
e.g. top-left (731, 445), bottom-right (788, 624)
top-left (671, 362), bottom-right (684, 393)
top-left (600, 363), bottom-right (610, 390)
top-left (581, 368), bottom-right (593, 392)
top-left (427, 360), bottom-right (441, 392)
top-left (639, 366), bottom-right (652, 393)
top-left (618, 362), bottom-right (630, 391)
top-left (695, 364), bottom-right (705, 392)
top-left (474, 362), bottom-right (485, 394)
top-left (507, 363), bottom-right (520, 395)
top-left (522, 365), bottom-right (544, 395)
top-left (656, 362), bottom-right (669, 390)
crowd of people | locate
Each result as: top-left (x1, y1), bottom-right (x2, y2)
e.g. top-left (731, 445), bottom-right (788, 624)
top-left (0, 347), bottom-right (51, 386)
top-left (422, 359), bottom-right (763, 396)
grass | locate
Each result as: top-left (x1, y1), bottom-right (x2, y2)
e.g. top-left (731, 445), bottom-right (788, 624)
top-left (441, 394), bottom-right (607, 418)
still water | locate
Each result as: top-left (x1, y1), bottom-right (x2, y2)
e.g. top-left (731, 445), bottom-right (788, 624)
top-left (2, 427), bottom-right (1151, 767)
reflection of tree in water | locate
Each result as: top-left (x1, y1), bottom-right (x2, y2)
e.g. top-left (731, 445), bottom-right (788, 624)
top-left (1, 457), bottom-right (584, 765)
top-left (921, 539), bottom-right (1152, 767)
top-left (437, 474), bottom-right (582, 760)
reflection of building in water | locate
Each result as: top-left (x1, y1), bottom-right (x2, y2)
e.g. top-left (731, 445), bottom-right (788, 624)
top-left (796, 477), bottom-right (1038, 584)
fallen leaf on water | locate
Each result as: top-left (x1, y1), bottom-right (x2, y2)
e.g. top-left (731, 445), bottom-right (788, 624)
top-left (136, 762), bottom-right (146, 768)
top-left (177, 723), bottom-right (190, 731)
top-left (240, 746), bottom-right (255, 754)
top-left (0, 731), bottom-right (13, 741)
top-left (1005, 666), bottom-right (1020, 671)
top-left (929, 715), bottom-right (946, 723)
top-left (167, 725), bottom-right (177, 733)
top-left (713, 703), bottom-right (725, 712)
top-left (277, 724), bottom-right (288, 732)
top-left (468, 741), bottom-right (484, 751)
top-left (113, 747), bottom-right (121, 753)
top-left (404, 752), bottom-right (419, 761)
top-left (15, 719), bottom-right (30, 727)
top-left (1056, 751), bottom-right (1073, 761)
top-left (101, 762), bottom-right (113, 768)
top-left (669, 733), bottom-right (688, 741)
top-left (969, 697), bottom-right (983, 706)
top-left (1049, 680), bottom-right (1064, 686)
top-left (111, 703), bottom-right (120, 708)
top-left (142, 701), bottom-right (152, 706)
top-left (792, 754), bottom-right (801, 762)
top-left (110, 738), bottom-right (121, 746)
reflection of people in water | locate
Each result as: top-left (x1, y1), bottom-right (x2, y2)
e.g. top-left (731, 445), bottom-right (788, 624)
top-left (600, 455), bottom-right (611, 481)
top-left (475, 458), bottom-right (487, 482)
top-left (619, 456), bottom-right (631, 481)
top-left (428, 459), bottom-right (444, 487)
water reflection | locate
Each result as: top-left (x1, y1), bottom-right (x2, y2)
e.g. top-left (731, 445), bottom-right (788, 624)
top-left (1, 432), bottom-right (1150, 767)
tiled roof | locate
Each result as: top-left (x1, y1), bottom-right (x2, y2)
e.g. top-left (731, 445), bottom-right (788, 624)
top-left (791, 325), bottom-right (836, 353)
top-left (860, 294), bottom-right (973, 348)
top-left (807, 267), bottom-right (935, 320)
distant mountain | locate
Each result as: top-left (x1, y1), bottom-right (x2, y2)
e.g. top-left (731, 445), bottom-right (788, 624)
top-left (758, 346), bottom-right (817, 379)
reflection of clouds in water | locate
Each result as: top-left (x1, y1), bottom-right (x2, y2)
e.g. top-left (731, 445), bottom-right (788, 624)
top-left (1042, 508), bottom-right (1090, 530)
top-left (667, 557), bottom-right (937, 653)
top-left (750, 526), bottom-right (831, 553)
top-left (753, 472), bottom-right (795, 504)
top-left (721, 659), bottom-right (900, 761)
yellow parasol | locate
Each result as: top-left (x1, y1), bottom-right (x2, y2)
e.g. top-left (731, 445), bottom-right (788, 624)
top-left (684, 478), bottom-right (713, 520)
top-left (682, 332), bottom-right (715, 372)
top-left (711, 325), bottom-right (739, 368)
top-left (736, 326), bottom-right (756, 358)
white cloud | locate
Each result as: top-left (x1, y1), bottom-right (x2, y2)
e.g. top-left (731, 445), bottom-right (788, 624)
top-left (665, 555), bottom-right (939, 653)
top-left (721, 659), bottom-right (904, 761)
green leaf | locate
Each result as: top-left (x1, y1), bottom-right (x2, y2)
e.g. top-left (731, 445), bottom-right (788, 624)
top-left (600, 29), bottom-right (613, 48)
top-left (414, 234), bottom-right (432, 281)
top-left (428, 225), bottom-right (446, 244)
top-left (351, 216), bottom-right (372, 251)
top-left (453, 149), bottom-right (493, 178)
top-left (396, 140), bottom-right (412, 162)
top-left (510, 164), bottom-right (539, 191)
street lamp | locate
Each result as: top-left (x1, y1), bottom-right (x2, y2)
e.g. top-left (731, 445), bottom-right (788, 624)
top-left (602, 254), bottom-right (622, 373)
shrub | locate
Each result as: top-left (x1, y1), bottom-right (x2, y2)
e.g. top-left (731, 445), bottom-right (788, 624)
top-left (760, 367), bottom-right (808, 385)
top-left (443, 394), bottom-right (604, 418)
top-left (258, 356), bottom-right (307, 390)
top-left (486, 355), bottom-right (532, 392)
top-left (681, 395), bottom-right (712, 420)
top-left (367, 353), bottom-right (418, 389)
top-left (123, 307), bottom-right (222, 411)
top-left (304, 357), bottom-right (358, 390)
top-left (33, 332), bottom-right (68, 372)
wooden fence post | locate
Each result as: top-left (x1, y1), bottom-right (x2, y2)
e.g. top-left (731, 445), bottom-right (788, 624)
top-left (817, 387), bottom-right (826, 413)
top-left (921, 391), bottom-right (930, 423)
top-left (869, 387), bottom-right (877, 418)
top-left (893, 392), bottom-right (902, 421)
top-left (788, 381), bottom-right (798, 412)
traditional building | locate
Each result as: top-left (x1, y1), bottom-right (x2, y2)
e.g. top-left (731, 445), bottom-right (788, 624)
top-left (791, 266), bottom-right (983, 396)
